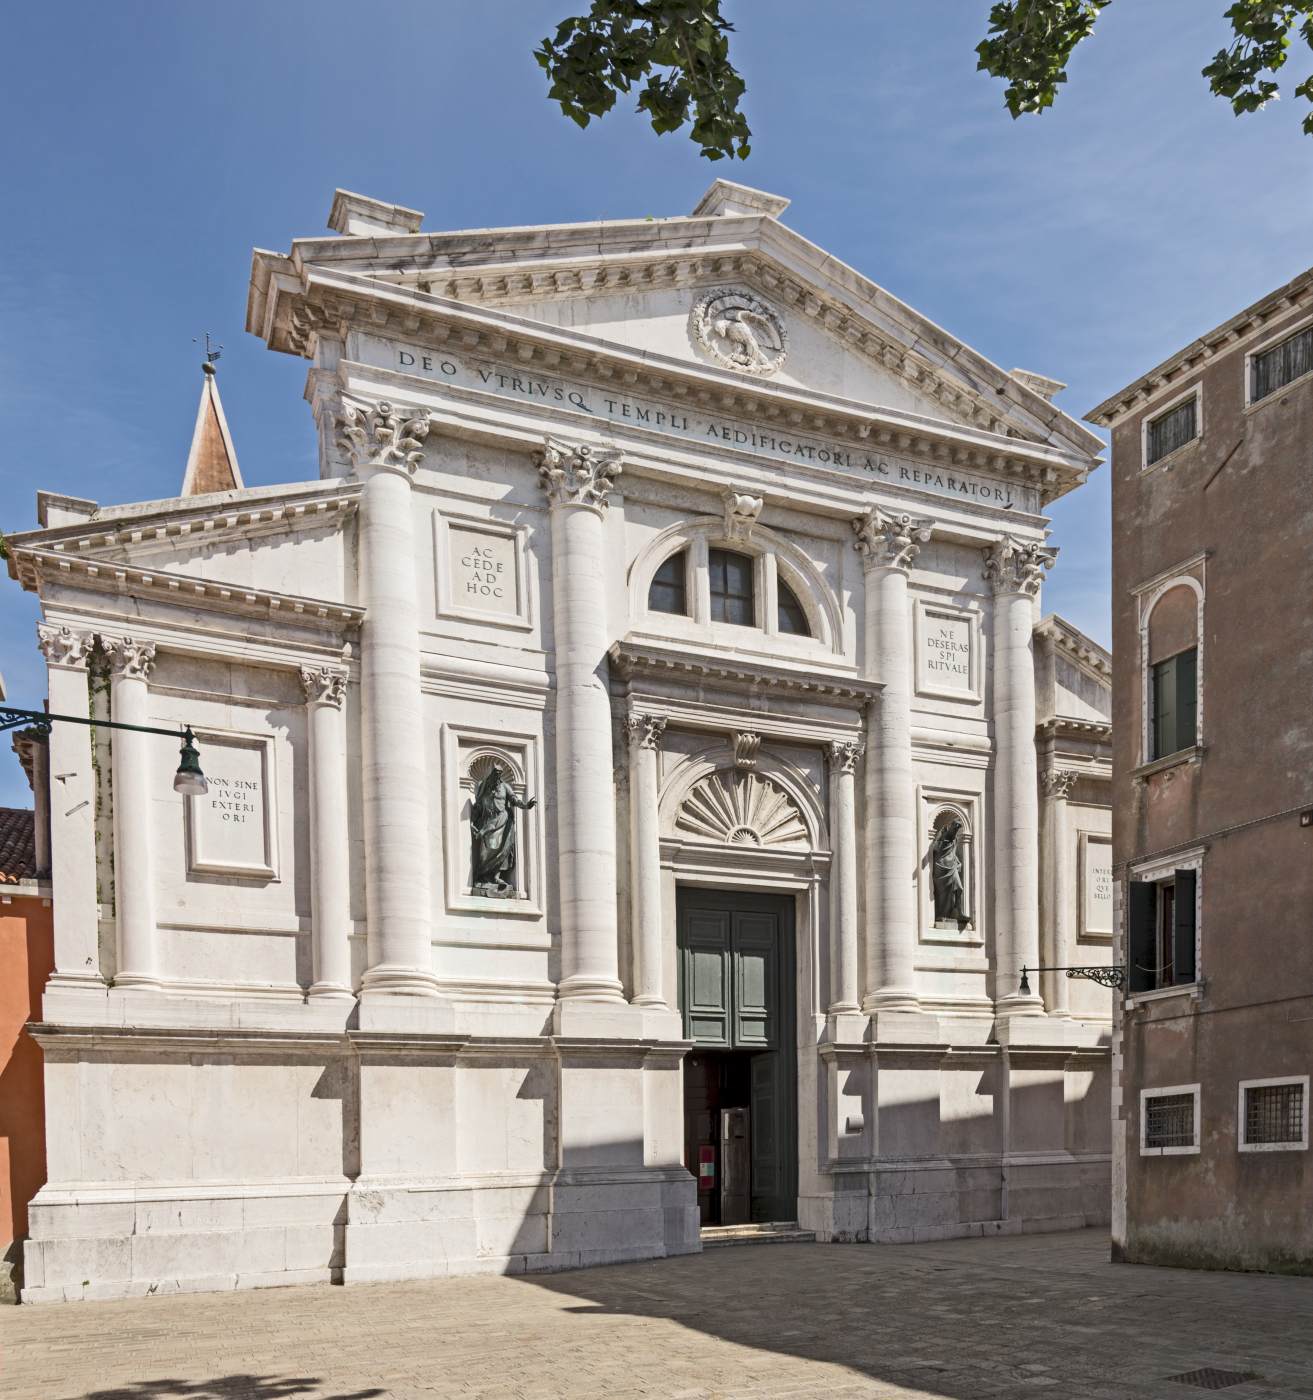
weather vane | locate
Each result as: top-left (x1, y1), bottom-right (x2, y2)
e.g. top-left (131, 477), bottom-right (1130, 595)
top-left (194, 332), bottom-right (223, 367)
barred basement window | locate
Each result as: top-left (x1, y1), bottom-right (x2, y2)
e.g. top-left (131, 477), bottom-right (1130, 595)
top-left (1239, 1078), bottom-right (1308, 1152)
top-left (1142, 1087), bottom-right (1199, 1155)
top-left (1251, 325), bottom-right (1313, 403)
top-left (1145, 397), bottom-right (1198, 466)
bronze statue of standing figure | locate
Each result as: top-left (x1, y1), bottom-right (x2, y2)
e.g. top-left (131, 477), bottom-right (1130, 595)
top-left (470, 762), bottom-right (536, 897)
top-left (932, 817), bottom-right (967, 923)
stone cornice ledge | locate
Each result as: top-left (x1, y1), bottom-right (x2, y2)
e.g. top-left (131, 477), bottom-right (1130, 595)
top-left (28, 1023), bottom-right (348, 1054)
top-left (609, 639), bottom-right (882, 706)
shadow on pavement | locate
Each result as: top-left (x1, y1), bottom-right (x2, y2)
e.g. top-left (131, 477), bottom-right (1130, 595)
top-left (77, 1378), bottom-right (384, 1400)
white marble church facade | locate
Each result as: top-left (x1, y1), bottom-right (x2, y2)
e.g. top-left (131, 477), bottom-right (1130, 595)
top-left (11, 182), bottom-right (1114, 1302)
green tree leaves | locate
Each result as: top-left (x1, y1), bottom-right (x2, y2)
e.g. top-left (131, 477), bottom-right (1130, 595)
top-left (975, 1), bottom-right (1111, 118)
top-left (536, 1), bottom-right (750, 161)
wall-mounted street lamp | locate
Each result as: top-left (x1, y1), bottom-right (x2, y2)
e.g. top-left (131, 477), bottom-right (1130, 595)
top-left (1019, 963), bottom-right (1126, 994)
top-left (0, 707), bottom-right (208, 796)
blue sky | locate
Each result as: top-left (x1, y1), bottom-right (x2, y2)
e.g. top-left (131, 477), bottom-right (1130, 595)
top-left (1, 1), bottom-right (1310, 805)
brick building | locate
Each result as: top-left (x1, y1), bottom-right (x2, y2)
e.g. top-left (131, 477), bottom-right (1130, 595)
top-left (1089, 270), bottom-right (1313, 1273)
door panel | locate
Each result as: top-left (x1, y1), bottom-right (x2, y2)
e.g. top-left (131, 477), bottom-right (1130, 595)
top-left (684, 911), bottom-right (731, 1046)
top-left (733, 912), bottom-right (776, 1048)
top-left (750, 1050), bottom-right (786, 1220)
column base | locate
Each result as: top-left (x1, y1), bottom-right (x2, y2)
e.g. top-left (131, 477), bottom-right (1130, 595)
top-left (46, 971), bottom-right (106, 991)
top-left (359, 965), bottom-right (444, 998)
top-left (557, 975), bottom-right (626, 1003)
top-left (995, 992), bottom-right (1046, 1018)
top-left (863, 988), bottom-right (921, 1013)
top-left (308, 982), bottom-right (356, 1001)
top-left (113, 973), bottom-right (161, 990)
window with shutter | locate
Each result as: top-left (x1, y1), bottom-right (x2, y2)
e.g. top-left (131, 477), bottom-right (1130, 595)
top-left (1151, 647), bottom-right (1198, 759)
top-left (1173, 868), bottom-right (1197, 985)
top-left (1145, 397), bottom-right (1198, 466)
top-left (1127, 880), bottom-right (1157, 994)
top-left (1127, 866), bottom-right (1200, 994)
top-left (1251, 325), bottom-right (1313, 402)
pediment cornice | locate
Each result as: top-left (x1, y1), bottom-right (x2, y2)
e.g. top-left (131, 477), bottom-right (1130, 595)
top-left (249, 214), bottom-right (1101, 470)
top-left (256, 265), bottom-right (1094, 505)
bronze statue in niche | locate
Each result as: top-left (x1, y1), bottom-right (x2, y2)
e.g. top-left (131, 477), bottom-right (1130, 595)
top-left (470, 761), bottom-right (536, 897)
top-left (931, 816), bottom-right (968, 924)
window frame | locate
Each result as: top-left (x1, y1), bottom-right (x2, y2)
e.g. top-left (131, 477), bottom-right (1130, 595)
top-left (707, 545), bottom-right (757, 628)
top-left (1125, 848), bottom-right (1203, 999)
top-left (646, 546), bottom-right (691, 618)
top-left (1140, 1083), bottom-right (1201, 1157)
top-left (1137, 572), bottom-right (1204, 769)
top-left (1140, 384), bottom-right (1202, 472)
top-left (775, 577), bottom-right (811, 637)
top-left (1149, 645), bottom-right (1199, 761)
top-left (1245, 314), bottom-right (1313, 408)
top-left (1238, 1075), bottom-right (1310, 1154)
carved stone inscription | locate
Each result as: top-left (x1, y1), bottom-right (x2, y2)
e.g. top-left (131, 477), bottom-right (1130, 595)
top-left (918, 609), bottom-right (974, 697)
top-left (1082, 835), bottom-right (1113, 936)
top-left (450, 526), bottom-right (517, 616)
top-left (187, 733), bottom-right (276, 879)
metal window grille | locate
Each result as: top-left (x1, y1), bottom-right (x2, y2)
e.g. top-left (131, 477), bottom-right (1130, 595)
top-left (1244, 1083), bottom-right (1305, 1145)
top-left (1146, 398), bottom-right (1197, 465)
top-left (1252, 326), bottom-right (1313, 402)
top-left (1144, 1092), bottom-right (1196, 1149)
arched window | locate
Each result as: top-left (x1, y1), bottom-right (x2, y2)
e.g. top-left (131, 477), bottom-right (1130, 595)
top-left (1145, 583), bottom-right (1200, 760)
top-left (709, 547), bottom-right (755, 627)
top-left (648, 549), bottom-right (688, 616)
top-left (776, 580), bottom-right (810, 637)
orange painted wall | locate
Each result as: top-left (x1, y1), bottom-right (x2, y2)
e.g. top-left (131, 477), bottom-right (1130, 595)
top-left (0, 893), bottom-right (53, 1253)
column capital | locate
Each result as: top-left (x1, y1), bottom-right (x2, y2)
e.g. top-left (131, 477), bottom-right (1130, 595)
top-left (852, 507), bottom-right (932, 572)
top-left (982, 536), bottom-right (1055, 596)
top-left (827, 739), bottom-right (865, 775)
top-left (1041, 768), bottom-right (1078, 800)
top-left (535, 436), bottom-right (623, 511)
top-left (102, 635), bottom-right (156, 681)
top-left (337, 398), bottom-right (430, 478)
top-left (36, 623), bottom-right (95, 669)
top-left (625, 711), bottom-right (667, 751)
top-left (300, 664), bottom-right (348, 709)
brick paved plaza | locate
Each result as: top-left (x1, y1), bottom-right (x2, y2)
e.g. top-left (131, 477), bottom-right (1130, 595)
top-left (3, 1229), bottom-right (1311, 1400)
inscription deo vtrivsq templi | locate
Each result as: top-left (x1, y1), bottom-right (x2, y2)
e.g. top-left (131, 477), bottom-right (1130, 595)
top-left (373, 339), bottom-right (1035, 511)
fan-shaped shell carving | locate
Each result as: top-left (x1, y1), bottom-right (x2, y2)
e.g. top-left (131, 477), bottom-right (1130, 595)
top-left (676, 771), bottom-right (808, 849)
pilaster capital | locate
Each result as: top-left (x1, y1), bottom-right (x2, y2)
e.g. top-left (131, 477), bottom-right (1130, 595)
top-left (827, 739), bottom-right (865, 775)
top-left (723, 489), bottom-right (764, 543)
top-left (852, 507), bottom-right (932, 572)
top-left (300, 664), bottom-right (348, 709)
top-left (625, 711), bottom-right (667, 751)
top-left (101, 635), bottom-right (156, 682)
top-left (733, 731), bottom-right (762, 769)
top-left (982, 536), bottom-right (1055, 596)
top-left (36, 623), bottom-right (95, 669)
top-left (534, 436), bottom-right (623, 511)
top-left (1041, 768), bottom-right (1078, 800)
top-left (337, 398), bottom-right (430, 477)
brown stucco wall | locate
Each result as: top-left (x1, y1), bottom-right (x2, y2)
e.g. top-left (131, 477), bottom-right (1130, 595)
top-left (1110, 297), bottom-right (1313, 1274)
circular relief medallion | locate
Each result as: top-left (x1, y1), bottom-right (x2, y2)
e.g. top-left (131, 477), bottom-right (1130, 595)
top-left (690, 288), bottom-right (788, 377)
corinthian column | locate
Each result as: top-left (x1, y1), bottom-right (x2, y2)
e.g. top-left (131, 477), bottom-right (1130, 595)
top-left (536, 436), bottom-right (625, 1003)
top-left (103, 636), bottom-right (159, 987)
top-left (983, 536), bottom-right (1054, 1017)
top-left (852, 508), bottom-right (931, 1012)
top-left (827, 739), bottom-right (864, 1014)
top-left (301, 664), bottom-right (354, 1000)
top-left (37, 624), bottom-right (101, 988)
top-left (626, 711), bottom-right (667, 1008)
top-left (338, 400), bottom-right (440, 997)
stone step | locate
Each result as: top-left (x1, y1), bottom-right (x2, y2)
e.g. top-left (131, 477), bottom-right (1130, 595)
top-left (700, 1222), bottom-right (817, 1248)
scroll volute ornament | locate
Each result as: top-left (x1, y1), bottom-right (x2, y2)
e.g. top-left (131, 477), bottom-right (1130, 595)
top-left (534, 436), bottom-right (623, 511)
top-left (982, 536), bottom-right (1056, 596)
top-left (337, 399), bottom-right (431, 476)
top-left (852, 507), bottom-right (933, 572)
top-left (36, 623), bottom-right (95, 668)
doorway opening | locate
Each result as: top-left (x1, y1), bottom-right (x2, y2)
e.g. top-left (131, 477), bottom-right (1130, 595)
top-left (677, 887), bottom-right (797, 1226)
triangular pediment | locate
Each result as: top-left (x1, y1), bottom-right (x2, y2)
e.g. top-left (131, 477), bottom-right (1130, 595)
top-left (251, 181), bottom-right (1101, 466)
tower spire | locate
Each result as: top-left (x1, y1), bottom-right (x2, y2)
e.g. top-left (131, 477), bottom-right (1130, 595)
top-left (180, 339), bottom-right (243, 496)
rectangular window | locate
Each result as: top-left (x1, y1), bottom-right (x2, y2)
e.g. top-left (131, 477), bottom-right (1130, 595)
top-left (1151, 646), bottom-right (1197, 759)
top-left (709, 548), bottom-right (755, 627)
top-left (1141, 1085), bottom-right (1200, 1156)
top-left (1145, 397), bottom-right (1198, 466)
top-left (1127, 868), bottom-right (1197, 994)
top-left (1251, 325), bottom-right (1313, 403)
top-left (1239, 1078), bottom-right (1309, 1152)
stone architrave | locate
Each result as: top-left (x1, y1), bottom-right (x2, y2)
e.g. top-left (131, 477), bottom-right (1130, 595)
top-left (535, 436), bottom-right (626, 1002)
top-left (853, 507), bottom-right (932, 1012)
top-left (983, 537), bottom-right (1055, 1015)
top-left (827, 739), bottom-right (864, 1014)
top-left (300, 664), bottom-right (353, 999)
top-left (337, 399), bottom-right (442, 998)
top-left (37, 624), bottom-right (101, 988)
top-left (102, 636), bottom-right (159, 988)
top-left (625, 712), bottom-right (667, 1008)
